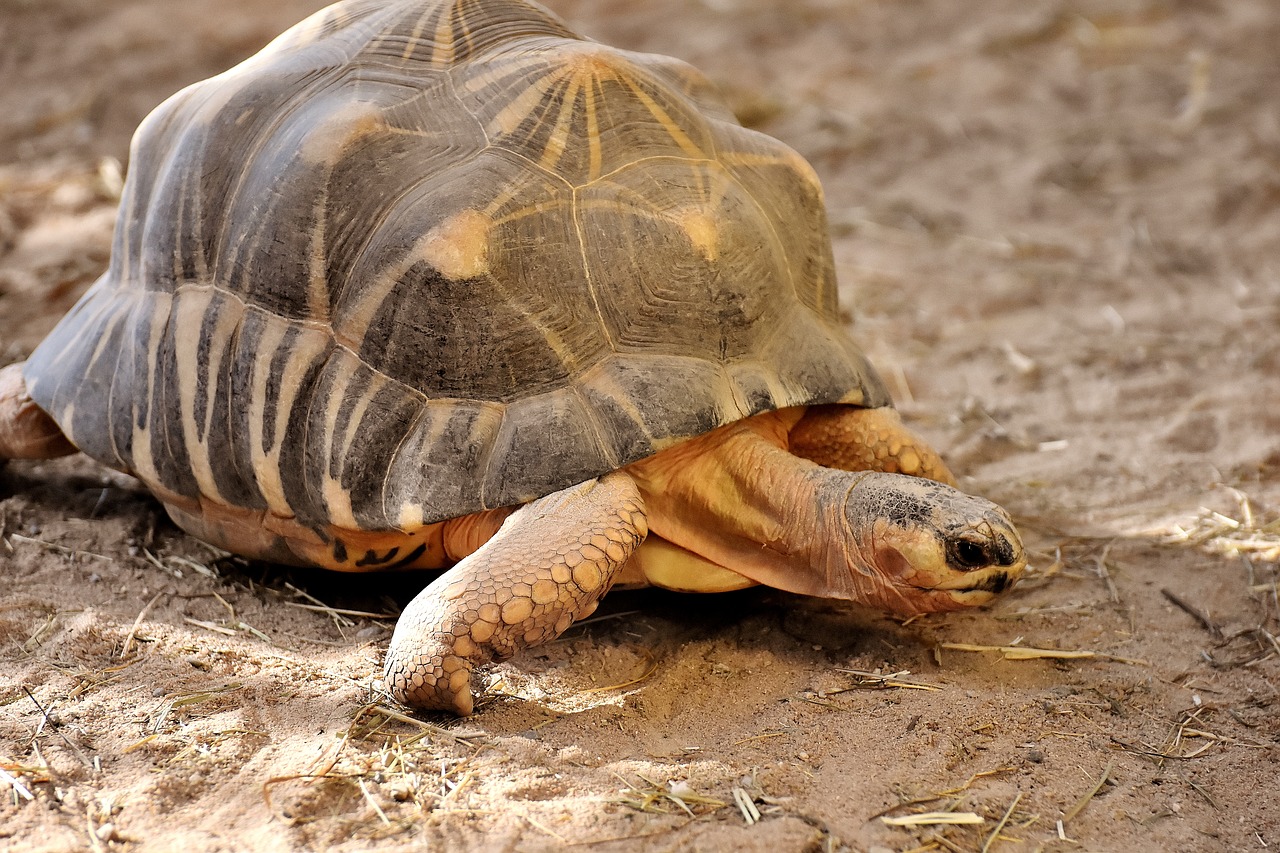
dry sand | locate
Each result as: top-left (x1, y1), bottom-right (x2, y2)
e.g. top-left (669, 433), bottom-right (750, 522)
top-left (2, 0), bottom-right (1278, 850)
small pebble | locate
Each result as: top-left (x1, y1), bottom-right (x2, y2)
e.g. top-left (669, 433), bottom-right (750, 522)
top-left (1027, 749), bottom-right (1045, 763)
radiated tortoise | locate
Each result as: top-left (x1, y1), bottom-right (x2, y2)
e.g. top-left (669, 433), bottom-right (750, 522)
top-left (0, 0), bottom-right (1025, 715)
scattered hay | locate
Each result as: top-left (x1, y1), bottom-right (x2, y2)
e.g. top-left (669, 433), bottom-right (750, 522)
top-left (877, 777), bottom-right (1036, 853)
top-left (23, 687), bottom-right (94, 770)
top-left (8, 533), bottom-right (114, 564)
top-left (872, 764), bottom-right (1017, 850)
top-left (284, 582), bottom-right (358, 630)
top-left (149, 683), bottom-right (244, 732)
top-left (1159, 487), bottom-right (1280, 563)
top-left (731, 785), bottom-right (762, 825)
top-left (609, 773), bottom-right (726, 816)
top-left (142, 547), bottom-right (215, 579)
top-left (832, 668), bottom-right (943, 691)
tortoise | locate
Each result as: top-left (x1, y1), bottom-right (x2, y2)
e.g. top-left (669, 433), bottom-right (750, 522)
top-left (0, 0), bottom-right (1025, 715)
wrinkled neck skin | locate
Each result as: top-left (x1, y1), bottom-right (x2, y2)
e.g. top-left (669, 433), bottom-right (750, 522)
top-left (626, 410), bottom-right (921, 610)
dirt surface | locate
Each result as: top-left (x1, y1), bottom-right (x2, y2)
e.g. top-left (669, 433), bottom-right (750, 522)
top-left (2, 0), bottom-right (1278, 850)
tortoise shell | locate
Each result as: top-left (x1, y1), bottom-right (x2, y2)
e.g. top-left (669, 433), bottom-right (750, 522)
top-left (24, 0), bottom-right (887, 535)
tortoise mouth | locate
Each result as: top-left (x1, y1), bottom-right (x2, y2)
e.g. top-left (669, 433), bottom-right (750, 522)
top-left (964, 570), bottom-right (1012, 595)
top-left (927, 558), bottom-right (1026, 596)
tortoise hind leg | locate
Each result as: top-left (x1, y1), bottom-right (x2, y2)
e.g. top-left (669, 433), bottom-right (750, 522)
top-left (384, 471), bottom-right (648, 715)
top-left (789, 404), bottom-right (956, 486)
top-left (0, 363), bottom-right (76, 462)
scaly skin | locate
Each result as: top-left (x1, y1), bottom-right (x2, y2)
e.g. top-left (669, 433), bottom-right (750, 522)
top-left (384, 471), bottom-right (648, 715)
top-left (790, 404), bottom-right (957, 486)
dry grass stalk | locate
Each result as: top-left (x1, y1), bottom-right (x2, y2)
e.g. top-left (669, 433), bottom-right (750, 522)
top-left (1, 758), bottom-right (51, 795)
top-left (733, 730), bottom-right (792, 746)
top-left (523, 814), bottom-right (568, 843)
top-left (284, 582), bottom-right (357, 629)
top-left (1061, 761), bottom-right (1112, 824)
top-left (183, 617), bottom-right (237, 637)
top-left (150, 683), bottom-right (242, 732)
top-left (924, 835), bottom-right (967, 853)
top-left (872, 767), bottom-right (1014, 820)
top-left (583, 649), bottom-right (659, 693)
top-left (1160, 588), bottom-right (1224, 639)
top-left (349, 703), bottom-right (487, 748)
top-left (563, 609), bottom-right (641, 631)
top-left (833, 668), bottom-right (943, 691)
top-left (164, 554), bottom-right (218, 578)
top-left (881, 812), bottom-right (985, 827)
top-left (0, 765), bottom-right (35, 801)
top-left (994, 602), bottom-right (1093, 621)
top-left (9, 533), bottom-right (113, 563)
top-left (732, 785), bottom-right (762, 825)
top-left (1176, 769), bottom-right (1217, 808)
top-left (22, 610), bottom-right (61, 654)
top-left (120, 592), bottom-right (162, 659)
top-left (24, 687), bottom-right (94, 769)
top-left (940, 642), bottom-right (1148, 665)
top-left (122, 734), bottom-right (159, 754)
top-left (980, 792), bottom-right (1022, 853)
top-left (1094, 542), bottom-right (1122, 604)
top-left (68, 661), bottom-right (134, 700)
top-left (357, 778), bottom-right (391, 825)
top-left (141, 548), bottom-right (192, 579)
top-left (284, 602), bottom-right (397, 620)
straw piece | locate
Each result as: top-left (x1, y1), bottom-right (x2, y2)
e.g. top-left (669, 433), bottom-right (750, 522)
top-left (881, 812), bottom-right (985, 826)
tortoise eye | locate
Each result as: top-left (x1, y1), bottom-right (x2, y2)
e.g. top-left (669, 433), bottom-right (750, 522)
top-left (948, 538), bottom-right (991, 571)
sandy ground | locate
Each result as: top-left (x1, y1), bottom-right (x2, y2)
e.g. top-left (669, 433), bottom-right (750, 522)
top-left (2, 0), bottom-right (1279, 850)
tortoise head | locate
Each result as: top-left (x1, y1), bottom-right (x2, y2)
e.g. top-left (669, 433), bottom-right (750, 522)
top-left (835, 473), bottom-right (1026, 614)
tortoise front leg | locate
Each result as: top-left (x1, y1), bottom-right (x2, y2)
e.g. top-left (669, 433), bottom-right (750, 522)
top-left (788, 404), bottom-right (956, 486)
top-left (0, 363), bottom-right (75, 462)
top-left (384, 471), bottom-right (648, 715)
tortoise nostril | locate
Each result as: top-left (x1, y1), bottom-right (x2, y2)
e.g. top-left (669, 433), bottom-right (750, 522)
top-left (996, 536), bottom-right (1018, 567)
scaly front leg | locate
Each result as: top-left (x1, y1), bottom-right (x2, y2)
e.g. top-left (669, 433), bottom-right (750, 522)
top-left (384, 471), bottom-right (647, 715)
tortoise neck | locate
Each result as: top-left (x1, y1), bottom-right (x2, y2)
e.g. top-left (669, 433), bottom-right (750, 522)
top-left (624, 410), bottom-right (867, 598)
